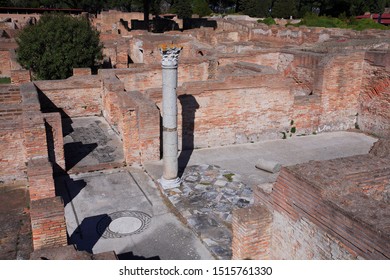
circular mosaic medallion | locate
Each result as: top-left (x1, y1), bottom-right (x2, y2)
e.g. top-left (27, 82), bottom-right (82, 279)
top-left (97, 210), bottom-right (151, 239)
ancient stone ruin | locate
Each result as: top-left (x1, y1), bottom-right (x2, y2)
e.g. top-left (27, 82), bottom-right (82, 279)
top-left (0, 10), bottom-right (389, 260)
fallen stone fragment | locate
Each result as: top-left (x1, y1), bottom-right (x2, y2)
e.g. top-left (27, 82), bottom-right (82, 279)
top-left (255, 158), bottom-right (282, 173)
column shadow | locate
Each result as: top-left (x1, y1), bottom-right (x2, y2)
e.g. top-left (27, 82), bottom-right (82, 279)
top-left (178, 94), bottom-right (199, 177)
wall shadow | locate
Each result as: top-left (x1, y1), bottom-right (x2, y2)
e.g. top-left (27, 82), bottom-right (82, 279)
top-left (69, 214), bottom-right (111, 254)
top-left (41, 87), bottom-right (98, 172)
top-left (183, 18), bottom-right (217, 30)
top-left (178, 94), bottom-right (199, 177)
top-left (64, 142), bottom-right (98, 171)
top-left (37, 86), bottom-right (73, 137)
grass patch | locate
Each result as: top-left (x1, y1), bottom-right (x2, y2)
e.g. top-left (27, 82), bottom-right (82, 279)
top-left (0, 77), bottom-right (11, 84)
top-left (258, 17), bottom-right (276, 25)
top-left (223, 173), bottom-right (235, 182)
top-left (289, 13), bottom-right (389, 31)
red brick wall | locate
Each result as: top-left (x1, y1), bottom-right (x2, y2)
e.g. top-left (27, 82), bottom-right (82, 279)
top-left (101, 72), bottom-right (160, 164)
top-left (292, 96), bottom-right (321, 134)
top-left (35, 77), bottom-right (102, 118)
top-left (72, 68), bottom-right (91, 76)
top-left (0, 50), bottom-right (11, 77)
top-left (0, 129), bottom-right (26, 184)
top-left (271, 211), bottom-right (358, 259)
top-left (269, 167), bottom-right (389, 259)
top-left (0, 86), bottom-right (26, 184)
top-left (27, 158), bottom-right (55, 201)
top-left (30, 197), bottom-right (67, 250)
top-left (317, 52), bottom-right (365, 132)
top-left (11, 70), bottom-right (31, 85)
top-left (116, 61), bottom-right (209, 93)
top-left (43, 112), bottom-right (65, 171)
top-left (358, 51), bottom-right (390, 138)
top-left (232, 206), bottom-right (272, 260)
top-left (148, 74), bottom-right (293, 149)
top-left (23, 112), bottom-right (48, 160)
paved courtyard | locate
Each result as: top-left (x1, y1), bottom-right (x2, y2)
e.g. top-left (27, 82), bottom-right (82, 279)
top-left (55, 129), bottom-right (377, 260)
top-left (55, 167), bottom-right (213, 260)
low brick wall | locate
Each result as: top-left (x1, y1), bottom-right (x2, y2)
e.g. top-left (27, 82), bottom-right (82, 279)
top-left (11, 69), bottom-right (31, 85)
top-left (232, 205), bottom-right (272, 260)
top-left (30, 197), bottom-right (67, 250)
top-left (101, 72), bottom-right (160, 164)
top-left (270, 163), bottom-right (390, 259)
top-left (359, 51), bottom-right (390, 138)
top-left (27, 158), bottom-right (55, 201)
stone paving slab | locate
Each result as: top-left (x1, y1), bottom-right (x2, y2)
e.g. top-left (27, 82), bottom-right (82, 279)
top-left (63, 116), bottom-right (125, 173)
top-left (57, 167), bottom-right (213, 260)
top-left (163, 164), bottom-right (253, 259)
top-left (160, 164), bottom-right (253, 259)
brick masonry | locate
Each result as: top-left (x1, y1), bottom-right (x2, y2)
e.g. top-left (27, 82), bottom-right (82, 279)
top-left (0, 85), bottom-right (26, 184)
top-left (358, 51), bottom-right (390, 138)
top-left (232, 205), bottom-right (272, 260)
top-left (27, 158), bottom-right (55, 201)
top-left (11, 70), bottom-right (31, 85)
top-left (43, 112), bottom-right (65, 171)
top-left (35, 77), bottom-right (103, 118)
top-left (30, 197), bottom-right (67, 250)
top-left (0, 50), bottom-right (11, 77)
top-left (268, 155), bottom-right (390, 259)
top-left (1, 13), bottom-right (390, 259)
top-left (101, 71), bottom-right (160, 164)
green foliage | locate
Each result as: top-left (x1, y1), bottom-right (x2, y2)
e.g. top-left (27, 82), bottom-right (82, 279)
top-left (280, 120), bottom-right (297, 139)
top-left (0, 77), bottom-right (11, 84)
top-left (192, 0), bottom-right (212, 17)
top-left (258, 17), bottom-right (276, 25)
top-left (349, 17), bottom-right (389, 30)
top-left (239, 0), bottom-right (272, 17)
top-left (16, 13), bottom-right (103, 80)
top-left (292, 13), bottom-right (389, 30)
top-left (272, 0), bottom-right (297, 18)
top-left (298, 13), bottom-right (349, 28)
top-left (172, 0), bottom-right (193, 18)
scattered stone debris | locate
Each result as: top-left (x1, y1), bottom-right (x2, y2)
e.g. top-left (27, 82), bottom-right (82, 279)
top-left (161, 164), bottom-right (253, 259)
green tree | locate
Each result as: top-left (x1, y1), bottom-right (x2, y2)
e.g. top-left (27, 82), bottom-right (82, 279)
top-left (192, 0), bottom-right (212, 17)
top-left (16, 13), bottom-right (103, 80)
top-left (238, 0), bottom-right (272, 17)
top-left (272, 0), bottom-right (298, 18)
top-left (172, 0), bottom-right (193, 18)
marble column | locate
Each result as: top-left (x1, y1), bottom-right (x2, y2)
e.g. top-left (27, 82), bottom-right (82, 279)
top-left (159, 45), bottom-right (182, 189)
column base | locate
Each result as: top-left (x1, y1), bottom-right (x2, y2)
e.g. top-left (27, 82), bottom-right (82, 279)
top-left (158, 177), bottom-right (182, 190)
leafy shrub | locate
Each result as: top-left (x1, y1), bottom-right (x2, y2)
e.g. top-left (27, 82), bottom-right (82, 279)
top-left (16, 13), bottom-right (103, 80)
top-left (258, 17), bottom-right (276, 25)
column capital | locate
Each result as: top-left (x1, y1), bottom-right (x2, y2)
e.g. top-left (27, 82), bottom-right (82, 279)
top-left (159, 44), bottom-right (182, 68)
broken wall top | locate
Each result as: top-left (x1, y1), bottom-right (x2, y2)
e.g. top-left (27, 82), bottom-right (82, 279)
top-left (286, 150), bottom-right (390, 239)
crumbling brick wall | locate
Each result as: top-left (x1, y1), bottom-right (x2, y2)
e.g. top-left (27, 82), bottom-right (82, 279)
top-left (358, 51), bottom-right (390, 138)
top-left (267, 156), bottom-right (390, 260)
top-left (0, 85), bottom-right (26, 184)
top-left (101, 71), bottom-right (160, 164)
top-left (0, 50), bottom-right (11, 77)
top-left (146, 72), bottom-right (294, 149)
top-left (316, 51), bottom-right (365, 132)
top-left (34, 76), bottom-right (102, 118)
